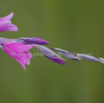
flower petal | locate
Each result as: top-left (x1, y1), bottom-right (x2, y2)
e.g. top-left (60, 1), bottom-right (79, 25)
top-left (0, 12), bottom-right (18, 32)
top-left (5, 24), bottom-right (18, 31)
top-left (24, 51), bottom-right (32, 65)
top-left (2, 42), bottom-right (34, 52)
top-left (0, 21), bottom-right (11, 32)
top-left (16, 58), bottom-right (26, 70)
top-left (0, 12), bottom-right (14, 21)
top-left (1, 42), bottom-right (34, 70)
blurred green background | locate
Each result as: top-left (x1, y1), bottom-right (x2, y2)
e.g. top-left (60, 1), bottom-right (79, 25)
top-left (0, 0), bottom-right (104, 103)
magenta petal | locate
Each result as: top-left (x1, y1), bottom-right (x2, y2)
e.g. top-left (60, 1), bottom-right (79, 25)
top-left (3, 43), bottom-right (34, 52)
top-left (16, 58), bottom-right (26, 70)
top-left (1, 41), bottom-right (34, 70)
top-left (0, 21), bottom-right (11, 32)
top-left (24, 51), bottom-right (32, 65)
top-left (5, 24), bottom-right (18, 31)
top-left (0, 12), bottom-right (18, 32)
top-left (0, 12), bottom-right (14, 21)
top-left (25, 58), bottom-right (30, 65)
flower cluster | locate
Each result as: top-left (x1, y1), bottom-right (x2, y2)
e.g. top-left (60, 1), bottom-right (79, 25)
top-left (0, 12), bottom-right (104, 70)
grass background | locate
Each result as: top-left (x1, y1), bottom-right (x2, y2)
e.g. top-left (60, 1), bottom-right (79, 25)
top-left (0, 0), bottom-right (104, 103)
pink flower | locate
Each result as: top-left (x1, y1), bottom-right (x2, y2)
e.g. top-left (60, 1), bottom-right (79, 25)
top-left (0, 12), bottom-right (18, 32)
top-left (0, 39), bottom-right (34, 70)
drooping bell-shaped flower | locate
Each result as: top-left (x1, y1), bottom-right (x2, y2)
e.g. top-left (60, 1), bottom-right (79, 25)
top-left (0, 38), bottom-right (34, 70)
top-left (0, 12), bottom-right (18, 32)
